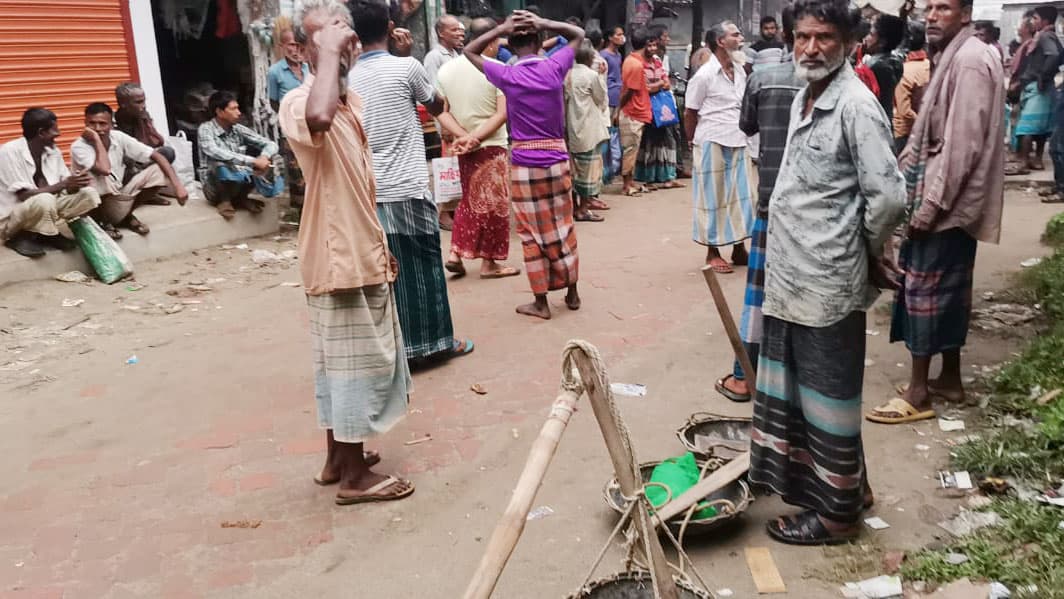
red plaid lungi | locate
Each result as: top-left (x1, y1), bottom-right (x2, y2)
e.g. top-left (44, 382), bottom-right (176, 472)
top-left (510, 161), bottom-right (579, 295)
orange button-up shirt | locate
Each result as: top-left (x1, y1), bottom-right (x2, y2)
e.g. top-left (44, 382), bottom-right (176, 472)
top-left (279, 75), bottom-right (393, 295)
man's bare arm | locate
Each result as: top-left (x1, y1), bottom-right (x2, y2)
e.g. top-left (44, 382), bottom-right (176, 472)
top-left (306, 21), bottom-right (357, 133)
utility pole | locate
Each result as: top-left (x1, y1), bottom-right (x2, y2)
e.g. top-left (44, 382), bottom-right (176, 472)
top-left (692, 0), bottom-right (704, 67)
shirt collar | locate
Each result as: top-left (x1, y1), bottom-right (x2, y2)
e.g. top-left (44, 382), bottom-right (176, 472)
top-left (808, 61), bottom-right (855, 112)
top-left (13, 137), bottom-right (60, 166)
top-left (359, 49), bottom-right (389, 60)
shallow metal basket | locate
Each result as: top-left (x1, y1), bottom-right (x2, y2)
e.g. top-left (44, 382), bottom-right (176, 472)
top-left (567, 571), bottom-right (712, 599)
top-left (603, 460), bottom-right (753, 537)
top-left (676, 412), bottom-right (752, 460)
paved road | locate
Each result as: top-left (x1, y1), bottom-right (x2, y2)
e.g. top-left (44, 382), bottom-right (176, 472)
top-left (0, 185), bottom-right (1058, 598)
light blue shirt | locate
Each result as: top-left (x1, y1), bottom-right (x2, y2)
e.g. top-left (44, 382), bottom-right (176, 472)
top-left (762, 63), bottom-right (907, 328)
top-left (267, 60), bottom-right (309, 103)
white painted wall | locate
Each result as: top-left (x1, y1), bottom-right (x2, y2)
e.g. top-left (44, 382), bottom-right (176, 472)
top-left (127, 0), bottom-right (170, 135)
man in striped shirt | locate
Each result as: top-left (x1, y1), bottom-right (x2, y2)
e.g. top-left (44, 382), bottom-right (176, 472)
top-left (349, 0), bottom-right (474, 363)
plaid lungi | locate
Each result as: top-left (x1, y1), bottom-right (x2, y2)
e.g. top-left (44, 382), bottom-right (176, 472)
top-left (307, 285), bottom-right (411, 443)
top-left (890, 228), bottom-right (978, 357)
top-left (376, 197), bottom-right (456, 359)
top-left (750, 311), bottom-right (867, 523)
top-left (692, 142), bottom-right (757, 247)
top-left (1016, 82), bottom-right (1055, 137)
top-left (570, 145), bottom-right (604, 200)
top-left (733, 215), bottom-right (767, 381)
top-left (511, 162), bottom-right (579, 295)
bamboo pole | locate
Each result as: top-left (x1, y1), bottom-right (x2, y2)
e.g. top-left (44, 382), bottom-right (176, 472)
top-left (701, 265), bottom-right (757, 384)
top-left (570, 351), bottom-right (680, 599)
top-left (462, 388), bottom-right (581, 599)
top-left (652, 452), bottom-right (750, 524)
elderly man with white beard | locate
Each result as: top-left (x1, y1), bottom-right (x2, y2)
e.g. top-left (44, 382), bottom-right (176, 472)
top-left (746, 0), bottom-right (907, 546)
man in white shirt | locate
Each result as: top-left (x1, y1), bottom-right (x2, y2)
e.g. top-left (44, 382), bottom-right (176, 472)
top-left (423, 14), bottom-right (465, 85)
top-left (71, 102), bottom-right (188, 239)
top-left (685, 20), bottom-right (756, 274)
top-left (0, 108), bottom-right (100, 258)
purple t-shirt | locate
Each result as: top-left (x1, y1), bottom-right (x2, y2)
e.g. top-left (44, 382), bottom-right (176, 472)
top-left (483, 45), bottom-right (574, 168)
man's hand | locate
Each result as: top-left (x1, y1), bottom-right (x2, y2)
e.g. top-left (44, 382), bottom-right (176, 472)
top-left (511, 10), bottom-right (544, 34)
top-left (388, 252), bottom-right (399, 278)
top-left (452, 135), bottom-right (479, 155)
top-left (313, 17), bottom-right (357, 57)
top-left (391, 28), bottom-right (413, 57)
top-left (869, 253), bottom-right (902, 291)
top-left (173, 182), bottom-right (189, 206)
top-left (252, 156), bottom-right (271, 173)
top-left (64, 171), bottom-right (93, 192)
top-left (81, 128), bottom-right (100, 143)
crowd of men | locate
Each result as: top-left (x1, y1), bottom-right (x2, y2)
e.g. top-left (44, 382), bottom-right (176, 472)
top-left (0, 0), bottom-right (1042, 546)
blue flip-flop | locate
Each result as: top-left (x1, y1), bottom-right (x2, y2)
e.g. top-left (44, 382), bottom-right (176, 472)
top-left (452, 339), bottom-right (474, 357)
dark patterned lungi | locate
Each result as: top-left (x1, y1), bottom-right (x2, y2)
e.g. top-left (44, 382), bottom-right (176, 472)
top-left (510, 162), bottom-right (579, 295)
top-left (750, 311), bottom-right (867, 524)
top-left (890, 228), bottom-right (978, 357)
top-left (376, 197), bottom-right (455, 359)
top-left (452, 146), bottom-right (511, 261)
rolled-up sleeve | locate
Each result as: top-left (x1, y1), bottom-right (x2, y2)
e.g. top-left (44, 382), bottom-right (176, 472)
top-left (278, 87), bottom-right (323, 149)
top-left (236, 125), bottom-right (279, 158)
top-left (845, 99), bottom-right (906, 254)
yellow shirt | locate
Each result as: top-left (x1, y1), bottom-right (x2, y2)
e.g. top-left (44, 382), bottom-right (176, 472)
top-left (279, 75), bottom-right (393, 295)
top-left (435, 56), bottom-right (508, 148)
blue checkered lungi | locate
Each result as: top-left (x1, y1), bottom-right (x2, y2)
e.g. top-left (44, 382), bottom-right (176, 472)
top-left (733, 215), bottom-right (767, 380)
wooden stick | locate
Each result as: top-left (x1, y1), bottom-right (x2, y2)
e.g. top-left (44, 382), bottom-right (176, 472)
top-left (701, 266), bottom-right (757, 385)
top-left (570, 351), bottom-right (679, 599)
top-left (653, 452), bottom-right (750, 523)
top-left (462, 389), bottom-right (581, 599)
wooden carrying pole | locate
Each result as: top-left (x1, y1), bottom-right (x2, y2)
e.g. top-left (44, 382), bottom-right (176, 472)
top-left (462, 345), bottom-right (679, 599)
top-left (701, 265), bottom-right (757, 385)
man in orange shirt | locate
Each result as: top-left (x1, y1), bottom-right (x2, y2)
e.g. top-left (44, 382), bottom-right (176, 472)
top-left (619, 27), bottom-right (664, 196)
top-left (279, 0), bottom-right (413, 507)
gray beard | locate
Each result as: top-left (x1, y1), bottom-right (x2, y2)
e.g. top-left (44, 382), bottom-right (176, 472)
top-left (793, 50), bottom-right (845, 82)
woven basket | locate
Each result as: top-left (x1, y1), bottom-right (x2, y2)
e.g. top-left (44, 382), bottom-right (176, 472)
top-left (567, 570), bottom-right (711, 599)
top-left (602, 460), bottom-right (753, 537)
top-left (676, 412), bottom-right (752, 460)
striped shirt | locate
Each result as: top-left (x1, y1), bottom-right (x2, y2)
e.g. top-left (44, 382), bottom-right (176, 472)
top-left (739, 56), bottom-right (803, 216)
top-left (348, 50), bottom-right (435, 203)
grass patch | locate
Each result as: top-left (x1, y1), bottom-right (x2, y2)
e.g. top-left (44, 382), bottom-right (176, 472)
top-left (951, 427), bottom-right (1064, 484)
top-left (901, 499), bottom-right (1064, 598)
top-left (1043, 212), bottom-right (1064, 249)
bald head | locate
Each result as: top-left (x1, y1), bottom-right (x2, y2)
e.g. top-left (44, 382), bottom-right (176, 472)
top-left (435, 13), bottom-right (466, 51)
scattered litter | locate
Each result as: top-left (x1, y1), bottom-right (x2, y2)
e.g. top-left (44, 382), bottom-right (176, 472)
top-left (896, 363), bottom-right (905, 368)
top-left (281, 250), bottom-right (298, 260)
top-left (865, 329), bottom-right (880, 336)
top-left (122, 305), bottom-right (141, 311)
top-left (186, 284), bottom-right (212, 292)
top-left (1037, 389), bottom-right (1063, 406)
top-left (125, 283), bottom-right (146, 291)
top-left (251, 249), bottom-right (282, 264)
top-left (840, 575), bottom-right (901, 598)
top-left (945, 552), bottom-right (969, 565)
top-left (864, 516), bottom-right (890, 530)
top-left (512, 428), bottom-right (519, 439)
top-left (1037, 495), bottom-right (1064, 507)
top-left (55, 270), bottom-right (90, 283)
top-left (967, 495), bottom-right (993, 509)
top-left (125, 355), bottom-right (139, 365)
top-left (915, 444), bottom-right (931, 452)
top-left (61, 298), bottom-right (84, 308)
top-left (279, 282), bottom-right (301, 287)
top-left (221, 243), bottom-right (249, 250)
top-left (961, 376), bottom-right (976, 385)
top-left (470, 383), bottom-right (487, 395)
top-left (940, 471), bottom-right (974, 490)
top-left (745, 547), bottom-right (786, 593)
top-left (716, 590), bottom-right (733, 598)
top-left (1020, 257), bottom-right (1042, 268)
top-left (164, 304), bottom-right (184, 315)
top-left (180, 299), bottom-right (202, 305)
top-left (989, 582), bottom-right (1011, 599)
top-left (14, 561), bottom-right (23, 568)
top-left (272, 235), bottom-right (286, 241)
top-left (527, 506), bottom-right (554, 521)
top-left (206, 277), bottom-right (227, 284)
top-left (938, 510), bottom-right (1001, 537)
top-left (939, 417), bottom-right (966, 432)
top-left (62, 314), bottom-right (91, 330)
top-left (978, 477), bottom-right (1012, 496)
top-left (882, 550), bottom-right (905, 574)
top-left (864, 359), bottom-right (875, 367)
top-left (982, 291), bottom-right (996, 301)
top-left (971, 303), bottom-right (1039, 330)
top-left (403, 434), bottom-right (431, 446)
top-left (610, 383), bottom-right (647, 397)
top-left (220, 519), bottom-right (262, 529)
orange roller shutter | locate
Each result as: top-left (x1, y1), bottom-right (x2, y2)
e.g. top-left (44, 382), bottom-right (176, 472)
top-left (0, 0), bottom-right (138, 150)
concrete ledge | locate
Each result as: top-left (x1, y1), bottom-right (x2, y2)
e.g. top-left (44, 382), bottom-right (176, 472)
top-left (0, 197), bottom-right (279, 286)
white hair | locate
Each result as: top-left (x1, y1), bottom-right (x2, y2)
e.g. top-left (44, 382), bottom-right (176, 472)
top-left (293, 0), bottom-right (352, 43)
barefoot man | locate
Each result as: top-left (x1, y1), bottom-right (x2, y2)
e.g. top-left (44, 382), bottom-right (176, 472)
top-left (868, 0), bottom-right (1005, 425)
top-left (749, 0), bottom-right (905, 545)
top-left (280, 0), bottom-right (413, 506)
top-left (464, 9), bottom-right (584, 320)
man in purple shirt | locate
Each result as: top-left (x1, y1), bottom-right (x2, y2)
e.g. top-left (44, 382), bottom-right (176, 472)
top-left (465, 10), bottom-right (585, 320)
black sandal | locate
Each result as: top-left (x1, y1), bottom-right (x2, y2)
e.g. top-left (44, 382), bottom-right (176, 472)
top-left (715, 374), bottom-right (751, 402)
top-left (765, 510), bottom-right (858, 546)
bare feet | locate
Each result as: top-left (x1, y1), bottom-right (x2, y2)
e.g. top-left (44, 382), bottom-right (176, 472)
top-left (217, 200), bottom-right (236, 220)
top-left (316, 450), bottom-right (381, 485)
top-left (516, 301), bottom-right (551, 320)
top-left (722, 375), bottom-right (749, 396)
top-left (731, 244), bottom-right (749, 266)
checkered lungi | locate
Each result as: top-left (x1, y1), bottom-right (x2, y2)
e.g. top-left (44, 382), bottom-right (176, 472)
top-left (570, 145), bottom-right (604, 200)
top-left (692, 141), bottom-right (756, 247)
top-left (307, 285), bottom-right (411, 443)
top-left (511, 161), bottom-right (579, 295)
top-left (733, 214), bottom-right (767, 380)
top-left (890, 228), bottom-right (978, 357)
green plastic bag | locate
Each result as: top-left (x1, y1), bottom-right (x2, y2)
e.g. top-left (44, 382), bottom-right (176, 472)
top-left (645, 452), bottom-right (719, 520)
top-left (69, 216), bottom-right (133, 284)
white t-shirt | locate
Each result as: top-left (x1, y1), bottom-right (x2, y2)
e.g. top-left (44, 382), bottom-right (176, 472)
top-left (71, 129), bottom-right (154, 190)
top-left (684, 53), bottom-right (747, 147)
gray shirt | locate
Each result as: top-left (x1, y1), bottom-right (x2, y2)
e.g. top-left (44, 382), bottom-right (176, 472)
top-left (423, 45), bottom-right (459, 85)
top-left (763, 63), bottom-right (907, 328)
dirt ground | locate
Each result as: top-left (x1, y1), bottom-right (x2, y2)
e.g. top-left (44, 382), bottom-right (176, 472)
top-left (1, 184), bottom-right (1060, 599)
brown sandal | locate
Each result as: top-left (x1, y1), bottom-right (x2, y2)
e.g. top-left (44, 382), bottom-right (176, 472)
top-left (335, 475), bottom-right (414, 505)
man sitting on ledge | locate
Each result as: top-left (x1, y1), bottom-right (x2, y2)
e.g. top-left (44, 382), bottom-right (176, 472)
top-left (197, 91), bottom-right (280, 219)
top-left (0, 108), bottom-right (100, 258)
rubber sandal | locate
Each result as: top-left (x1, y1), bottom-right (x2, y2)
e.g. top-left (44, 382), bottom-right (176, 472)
top-left (715, 374), bottom-right (751, 403)
top-left (479, 266), bottom-right (520, 279)
top-left (101, 222), bottom-right (123, 240)
top-left (575, 211), bottom-right (605, 222)
top-left (451, 339), bottom-right (475, 357)
top-left (621, 188), bottom-right (642, 197)
top-left (445, 260), bottom-right (466, 276)
top-left (707, 259), bottom-right (734, 274)
top-left (660, 181), bottom-right (686, 189)
top-left (865, 397), bottom-right (936, 424)
top-left (335, 475), bottom-right (414, 505)
top-left (126, 218), bottom-right (150, 236)
top-left (1005, 165), bottom-right (1030, 176)
top-left (766, 510), bottom-right (858, 546)
top-left (1042, 195), bottom-right (1064, 204)
top-left (313, 451), bottom-right (381, 485)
